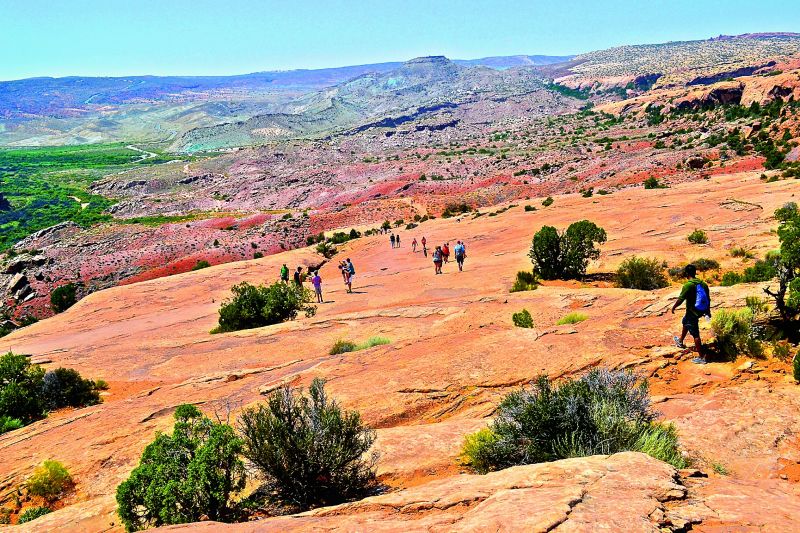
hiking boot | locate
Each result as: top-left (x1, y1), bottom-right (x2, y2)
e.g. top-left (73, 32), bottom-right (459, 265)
top-left (691, 357), bottom-right (707, 365)
top-left (673, 336), bottom-right (687, 349)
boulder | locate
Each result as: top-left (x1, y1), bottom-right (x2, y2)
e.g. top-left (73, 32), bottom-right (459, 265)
top-left (7, 273), bottom-right (27, 293)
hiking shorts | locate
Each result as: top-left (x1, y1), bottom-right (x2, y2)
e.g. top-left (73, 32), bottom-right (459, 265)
top-left (682, 313), bottom-right (700, 338)
top-left (455, 254), bottom-right (464, 264)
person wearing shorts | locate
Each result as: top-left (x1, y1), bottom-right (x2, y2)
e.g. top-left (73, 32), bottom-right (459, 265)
top-left (671, 264), bottom-right (711, 363)
top-left (346, 258), bottom-right (355, 293)
top-left (311, 271), bottom-right (323, 303)
top-left (433, 246), bottom-right (443, 274)
top-left (454, 241), bottom-right (466, 271)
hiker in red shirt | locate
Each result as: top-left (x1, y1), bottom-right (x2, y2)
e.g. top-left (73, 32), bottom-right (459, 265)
top-left (442, 243), bottom-right (450, 264)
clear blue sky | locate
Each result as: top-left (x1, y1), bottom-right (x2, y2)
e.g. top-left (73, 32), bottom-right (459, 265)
top-left (1, 0), bottom-right (798, 80)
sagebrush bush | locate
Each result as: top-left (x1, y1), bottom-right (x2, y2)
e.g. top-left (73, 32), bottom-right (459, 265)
top-left (461, 369), bottom-right (687, 473)
top-left (730, 246), bottom-right (755, 259)
top-left (27, 461), bottom-right (72, 501)
top-left (616, 256), bottom-right (669, 290)
top-left (116, 405), bottom-right (245, 531)
top-left (0, 352), bottom-right (45, 424)
top-left (542, 196), bottom-right (554, 207)
top-left (42, 368), bottom-right (101, 411)
top-left (191, 260), bottom-right (211, 271)
top-left (213, 282), bottom-right (317, 333)
top-left (330, 340), bottom-right (357, 355)
top-left (512, 309), bottom-right (534, 328)
top-left (693, 258), bottom-right (720, 271)
top-left (711, 308), bottom-right (763, 359)
top-left (557, 312), bottom-right (587, 325)
top-left (771, 340), bottom-right (793, 362)
top-left (721, 271), bottom-right (743, 286)
top-left (510, 271), bottom-right (539, 292)
top-left (688, 229), bottom-right (708, 244)
top-left (238, 378), bottom-right (377, 509)
top-left (50, 283), bottom-right (78, 313)
top-left (742, 259), bottom-right (777, 282)
top-left (17, 506), bottom-right (51, 524)
top-left (315, 241), bottom-right (337, 259)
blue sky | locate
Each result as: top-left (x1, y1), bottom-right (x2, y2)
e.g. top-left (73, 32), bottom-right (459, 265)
top-left (1, 0), bottom-right (798, 80)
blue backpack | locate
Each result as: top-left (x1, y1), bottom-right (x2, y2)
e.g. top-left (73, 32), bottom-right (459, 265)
top-left (694, 282), bottom-right (710, 314)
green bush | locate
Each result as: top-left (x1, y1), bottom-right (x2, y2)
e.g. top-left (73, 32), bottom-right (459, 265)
top-left (0, 415), bottom-right (23, 434)
top-left (191, 260), bottom-right (211, 271)
top-left (238, 378), bottom-right (377, 509)
top-left (557, 312), bottom-right (588, 325)
top-left (357, 336), bottom-right (390, 350)
top-left (116, 405), bottom-right (245, 531)
top-left (745, 296), bottom-right (769, 314)
top-left (711, 308), bottom-right (763, 359)
top-left (771, 340), bottom-right (793, 362)
top-left (510, 271), bottom-right (539, 292)
top-left (616, 256), bottom-right (669, 290)
top-left (442, 202), bottom-right (472, 218)
top-left (213, 282), bottom-right (316, 333)
top-left (42, 368), bottom-right (101, 410)
top-left (794, 353), bottom-right (800, 382)
top-left (721, 271), bottom-right (744, 286)
top-left (524, 205), bottom-right (537, 212)
top-left (330, 340), bottom-right (357, 355)
top-left (17, 506), bottom-right (51, 524)
top-left (315, 241), bottom-right (337, 258)
top-left (742, 259), bottom-right (777, 282)
top-left (461, 369), bottom-right (687, 473)
top-left (529, 220), bottom-right (607, 280)
top-left (693, 258), bottom-right (721, 271)
top-left (0, 352), bottom-right (45, 424)
top-left (512, 309), bottom-right (534, 329)
top-left (27, 460), bottom-right (72, 501)
top-left (730, 246), bottom-right (755, 259)
top-left (643, 176), bottom-right (668, 189)
top-left (50, 283), bottom-right (78, 313)
top-left (542, 196), bottom-right (554, 207)
top-left (688, 229), bottom-right (708, 244)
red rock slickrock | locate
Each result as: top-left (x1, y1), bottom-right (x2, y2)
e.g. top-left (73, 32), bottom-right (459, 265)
top-left (2, 171), bottom-right (799, 531)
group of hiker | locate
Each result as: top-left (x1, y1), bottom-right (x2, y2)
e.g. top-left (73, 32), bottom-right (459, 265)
top-left (280, 258), bottom-right (356, 303)
top-left (407, 236), bottom-right (467, 274)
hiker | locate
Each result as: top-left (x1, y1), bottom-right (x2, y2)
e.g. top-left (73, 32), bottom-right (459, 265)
top-left (454, 240), bottom-right (466, 271)
top-left (396, 234), bottom-right (400, 248)
top-left (311, 271), bottom-right (323, 303)
top-left (442, 242), bottom-right (450, 264)
top-left (412, 238), bottom-right (418, 252)
top-left (433, 246), bottom-right (443, 274)
top-left (346, 258), bottom-right (355, 293)
top-left (421, 236), bottom-right (428, 257)
top-left (390, 234), bottom-right (396, 249)
top-left (293, 266), bottom-right (304, 287)
top-left (671, 264), bottom-right (711, 364)
top-left (280, 263), bottom-right (290, 283)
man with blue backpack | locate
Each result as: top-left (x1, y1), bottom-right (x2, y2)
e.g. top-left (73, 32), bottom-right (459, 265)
top-left (671, 264), bottom-right (711, 364)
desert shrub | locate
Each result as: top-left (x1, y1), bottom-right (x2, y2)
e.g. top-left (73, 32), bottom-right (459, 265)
top-left (581, 188), bottom-right (593, 198)
top-left (794, 354), bottom-right (800, 382)
top-left (643, 176), bottom-right (667, 189)
top-left (349, 228), bottom-right (362, 240)
top-left (730, 246), bottom-right (755, 259)
top-left (191, 260), bottom-right (211, 271)
top-left (693, 258), bottom-right (720, 271)
top-left (50, 283), bottom-right (77, 313)
top-left (524, 205), bottom-right (536, 212)
top-left (743, 259), bottom-right (777, 283)
top-left (329, 232), bottom-right (351, 244)
top-left (315, 241), bottom-right (337, 259)
top-left (253, 252), bottom-right (264, 259)
top-left (17, 506), bottom-right (51, 524)
top-left (616, 256), bottom-right (669, 290)
top-left (330, 339), bottom-right (357, 355)
top-left (41, 368), bottom-right (101, 410)
top-left (510, 271), bottom-right (539, 292)
top-left (512, 309), bottom-right (534, 329)
top-left (711, 308), bottom-right (763, 359)
top-left (529, 220), bottom-right (607, 280)
top-left (357, 336), bottom-right (390, 350)
top-left (557, 312), bottom-right (588, 325)
top-left (238, 378), bottom-right (377, 509)
top-left (461, 370), bottom-right (687, 473)
top-left (442, 202), bottom-right (471, 218)
top-left (772, 340), bottom-right (794, 362)
top-left (688, 229), bottom-right (708, 244)
top-left (27, 460), bottom-right (72, 501)
top-left (0, 415), bottom-right (23, 434)
top-left (721, 271), bottom-right (744, 286)
top-left (0, 352), bottom-right (45, 424)
top-left (116, 405), bottom-right (245, 531)
top-left (745, 296), bottom-right (769, 314)
top-left (541, 196), bottom-right (554, 207)
top-left (213, 282), bottom-right (316, 333)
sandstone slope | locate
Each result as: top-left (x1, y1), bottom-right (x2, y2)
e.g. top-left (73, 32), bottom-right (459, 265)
top-left (1, 171), bottom-right (799, 531)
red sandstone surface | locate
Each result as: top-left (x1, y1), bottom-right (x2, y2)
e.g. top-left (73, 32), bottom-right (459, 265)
top-left (2, 170), bottom-right (799, 531)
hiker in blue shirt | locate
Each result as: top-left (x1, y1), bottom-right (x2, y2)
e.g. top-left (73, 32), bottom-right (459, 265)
top-left (454, 241), bottom-right (466, 271)
top-left (671, 264), bottom-right (711, 364)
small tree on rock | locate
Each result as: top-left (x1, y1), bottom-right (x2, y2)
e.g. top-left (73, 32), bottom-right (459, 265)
top-left (529, 221), bottom-right (607, 280)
